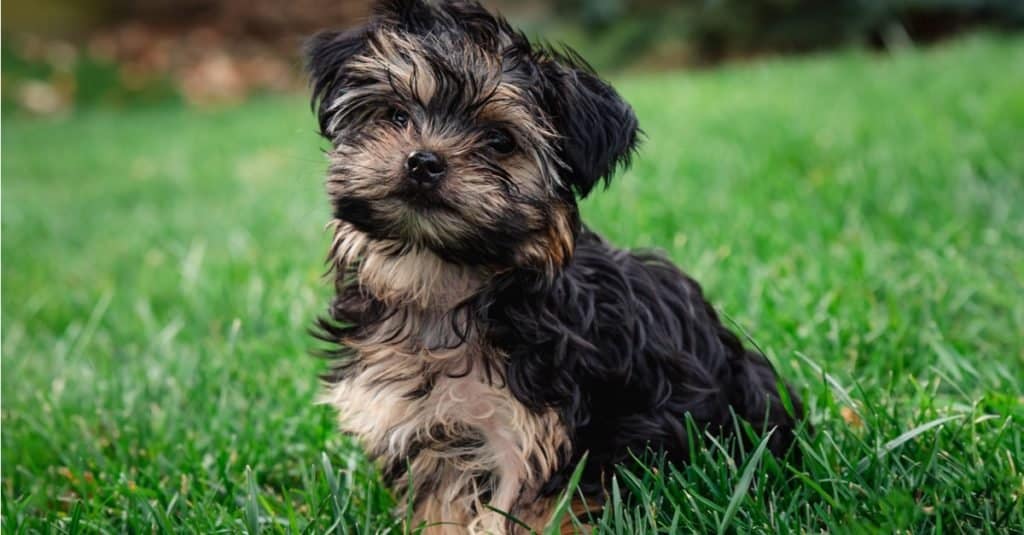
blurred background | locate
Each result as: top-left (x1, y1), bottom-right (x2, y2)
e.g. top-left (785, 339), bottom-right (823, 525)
top-left (4, 0), bottom-right (1023, 114)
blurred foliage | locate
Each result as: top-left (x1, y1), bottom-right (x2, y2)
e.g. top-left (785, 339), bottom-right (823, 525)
top-left (4, 0), bottom-right (368, 37)
top-left (555, 0), bottom-right (1024, 67)
top-left (2, 38), bottom-right (180, 116)
top-left (2, 0), bottom-right (365, 114)
top-left (4, 0), bottom-right (1022, 114)
top-left (2, 27), bottom-right (302, 114)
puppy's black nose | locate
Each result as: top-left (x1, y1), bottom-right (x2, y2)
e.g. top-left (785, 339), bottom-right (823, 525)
top-left (405, 150), bottom-right (446, 187)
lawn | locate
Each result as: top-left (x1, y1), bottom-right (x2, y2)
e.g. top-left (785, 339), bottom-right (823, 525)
top-left (3, 34), bottom-right (1023, 533)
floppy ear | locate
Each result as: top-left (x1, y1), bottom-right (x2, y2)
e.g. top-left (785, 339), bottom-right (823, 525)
top-left (304, 27), bottom-right (370, 139)
top-left (541, 56), bottom-right (640, 198)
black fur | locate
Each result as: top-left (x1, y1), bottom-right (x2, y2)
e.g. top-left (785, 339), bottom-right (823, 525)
top-left (477, 229), bottom-right (802, 497)
top-left (538, 52), bottom-right (640, 198)
top-left (305, 27), bottom-right (370, 138)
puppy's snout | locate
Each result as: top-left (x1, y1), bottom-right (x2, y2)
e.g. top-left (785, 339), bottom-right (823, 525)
top-left (405, 150), bottom-right (447, 188)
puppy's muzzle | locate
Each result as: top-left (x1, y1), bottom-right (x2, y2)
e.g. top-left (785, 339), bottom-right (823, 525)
top-left (405, 150), bottom-right (447, 189)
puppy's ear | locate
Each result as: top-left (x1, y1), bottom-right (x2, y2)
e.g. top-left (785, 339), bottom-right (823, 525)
top-left (305, 27), bottom-right (369, 139)
top-left (541, 54), bottom-right (639, 198)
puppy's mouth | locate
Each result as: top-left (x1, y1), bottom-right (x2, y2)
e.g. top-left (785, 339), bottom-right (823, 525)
top-left (394, 184), bottom-right (456, 213)
top-left (333, 181), bottom-right (465, 247)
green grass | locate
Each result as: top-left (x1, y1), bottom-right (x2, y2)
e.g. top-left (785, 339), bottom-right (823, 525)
top-left (3, 34), bottom-right (1023, 533)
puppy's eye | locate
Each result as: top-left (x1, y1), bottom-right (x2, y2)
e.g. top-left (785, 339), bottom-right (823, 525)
top-left (390, 108), bottom-right (409, 127)
top-left (486, 128), bottom-right (515, 155)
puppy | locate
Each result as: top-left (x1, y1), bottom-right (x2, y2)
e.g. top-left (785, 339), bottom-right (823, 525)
top-left (306, 1), bottom-right (803, 532)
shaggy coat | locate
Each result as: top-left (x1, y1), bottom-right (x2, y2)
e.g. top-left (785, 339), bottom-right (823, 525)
top-left (307, 1), bottom-right (803, 532)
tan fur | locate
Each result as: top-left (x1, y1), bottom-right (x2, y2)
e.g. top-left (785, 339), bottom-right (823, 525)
top-left (321, 222), bottom-right (571, 534)
top-left (326, 131), bottom-right (567, 266)
top-left (514, 206), bottom-right (577, 276)
top-left (330, 220), bottom-right (483, 309)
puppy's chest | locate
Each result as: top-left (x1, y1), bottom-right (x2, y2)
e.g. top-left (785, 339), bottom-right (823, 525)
top-left (323, 234), bottom-right (569, 518)
top-left (324, 311), bottom-right (526, 464)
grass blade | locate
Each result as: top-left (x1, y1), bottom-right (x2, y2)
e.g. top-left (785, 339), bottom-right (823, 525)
top-left (543, 452), bottom-right (588, 535)
top-left (717, 429), bottom-right (774, 535)
top-left (794, 351), bottom-right (867, 429)
top-left (245, 466), bottom-right (263, 535)
top-left (857, 414), bottom-right (965, 472)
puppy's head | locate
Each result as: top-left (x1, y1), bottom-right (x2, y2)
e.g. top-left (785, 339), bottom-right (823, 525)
top-left (307, 0), bottom-right (638, 273)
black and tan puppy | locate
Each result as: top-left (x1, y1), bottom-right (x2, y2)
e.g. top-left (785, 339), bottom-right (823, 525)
top-left (306, 1), bottom-right (803, 532)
